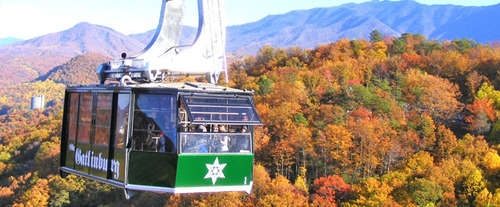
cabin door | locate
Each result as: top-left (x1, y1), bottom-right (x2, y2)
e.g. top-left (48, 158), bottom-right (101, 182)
top-left (127, 93), bottom-right (178, 188)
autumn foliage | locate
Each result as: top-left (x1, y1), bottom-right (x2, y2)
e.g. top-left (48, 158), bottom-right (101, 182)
top-left (311, 175), bottom-right (353, 207)
top-left (1, 33), bottom-right (500, 206)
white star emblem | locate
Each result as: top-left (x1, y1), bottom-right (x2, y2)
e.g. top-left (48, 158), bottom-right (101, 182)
top-left (204, 157), bottom-right (227, 184)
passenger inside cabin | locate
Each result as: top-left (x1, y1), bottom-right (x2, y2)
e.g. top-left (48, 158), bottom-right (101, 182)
top-left (229, 136), bottom-right (250, 152)
top-left (219, 135), bottom-right (230, 152)
top-left (240, 125), bottom-right (248, 133)
top-left (219, 125), bottom-right (227, 133)
top-left (198, 139), bottom-right (209, 153)
top-left (194, 116), bottom-right (207, 132)
top-left (240, 114), bottom-right (249, 133)
top-left (197, 124), bottom-right (207, 132)
top-left (182, 134), bottom-right (209, 153)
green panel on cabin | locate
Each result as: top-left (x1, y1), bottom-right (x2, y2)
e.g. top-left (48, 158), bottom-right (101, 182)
top-left (175, 154), bottom-right (253, 187)
top-left (128, 151), bottom-right (178, 187)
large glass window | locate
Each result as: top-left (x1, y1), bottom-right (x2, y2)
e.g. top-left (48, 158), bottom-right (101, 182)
top-left (180, 133), bottom-right (251, 154)
top-left (77, 93), bottom-right (93, 144)
top-left (132, 94), bottom-right (177, 153)
top-left (182, 95), bottom-right (261, 125)
top-left (94, 94), bottom-right (112, 146)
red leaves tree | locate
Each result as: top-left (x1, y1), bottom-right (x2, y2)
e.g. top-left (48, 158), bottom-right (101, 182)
top-left (311, 175), bottom-right (353, 207)
top-left (465, 99), bottom-right (497, 134)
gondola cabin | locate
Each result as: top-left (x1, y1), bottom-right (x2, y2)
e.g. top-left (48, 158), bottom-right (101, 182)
top-left (59, 82), bottom-right (261, 195)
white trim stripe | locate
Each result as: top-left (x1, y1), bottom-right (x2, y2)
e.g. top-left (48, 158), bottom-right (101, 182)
top-left (125, 182), bottom-right (253, 194)
top-left (60, 167), bottom-right (125, 188)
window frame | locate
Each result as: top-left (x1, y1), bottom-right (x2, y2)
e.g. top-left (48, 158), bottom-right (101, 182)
top-left (181, 94), bottom-right (262, 125)
top-left (179, 132), bottom-right (253, 154)
top-left (76, 92), bottom-right (93, 145)
top-left (94, 93), bottom-right (113, 146)
top-left (130, 92), bottom-right (178, 153)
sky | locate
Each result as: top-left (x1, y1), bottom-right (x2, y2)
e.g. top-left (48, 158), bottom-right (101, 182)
top-left (1, 0), bottom-right (500, 39)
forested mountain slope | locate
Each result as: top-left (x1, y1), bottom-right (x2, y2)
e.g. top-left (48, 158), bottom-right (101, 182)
top-left (0, 34), bottom-right (500, 206)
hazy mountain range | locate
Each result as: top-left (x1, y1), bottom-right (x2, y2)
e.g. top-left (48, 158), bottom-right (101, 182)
top-left (1, 0), bottom-right (500, 84)
top-left (0, 22), bottom-right (143, 84)
top-left (229, 1), bottom-right (500, 53)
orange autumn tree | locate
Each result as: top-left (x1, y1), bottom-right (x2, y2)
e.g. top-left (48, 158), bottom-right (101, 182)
top-left (347, 107), bottom-right (397, 178)
top-left (256, 175), bottom-right (309, 207)
top-left (399, 69), bottom-right (462, 123)
top-left (316, 124), bottom-right (353, 175)
top-left (311, 175), bottom-right (353, 207)
top-left (465, 98), bottom-right (497, 134)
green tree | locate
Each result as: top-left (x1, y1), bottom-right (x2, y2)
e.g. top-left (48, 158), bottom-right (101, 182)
top-left (407, 178), bottom-right (443, 207)
top-left (257, 75), bottom-right (274, 95)
top-left (476, 82), bottom-right (500, 109)
top-left (488, 120), bottom-right (500, 144)
top-left (452, 39), bottom-right (477, 53)
top-left (369, 30), bottom-right (383, 43)
top-left (461, 169), bottom-right (487, 205)
top-left (391, 38), bottom-right (407, 55)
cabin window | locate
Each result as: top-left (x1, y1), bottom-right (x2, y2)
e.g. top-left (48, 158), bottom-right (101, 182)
top-left (115, 94), bottom-right (130, 149)
top-left (64, 92), bottom-right (80, 168)
top-left (68, 93), bottom-right (79, 143)
top-left (182, 95), bottom-right (261, 125)
top-left (132, 94), bottom-right (177, 153)
top-left (94, 94), bottom-right (113, 146)
top-left (180, 133), bottom-right (251, 154)
top-left (77, 93), bottom-right (93, 144)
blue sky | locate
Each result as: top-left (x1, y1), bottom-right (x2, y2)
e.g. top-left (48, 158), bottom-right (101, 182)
top-left (1, 0), bottom-right (500, 39)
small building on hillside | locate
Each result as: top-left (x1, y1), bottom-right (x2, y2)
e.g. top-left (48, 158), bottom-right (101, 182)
top-left (31, 95), bottom-right (45, 110)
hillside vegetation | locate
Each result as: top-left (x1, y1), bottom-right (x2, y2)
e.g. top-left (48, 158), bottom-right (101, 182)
top-left (0, 33), bottom-right (499, 206)
top-left (39, 53), bottom-right (110, 85)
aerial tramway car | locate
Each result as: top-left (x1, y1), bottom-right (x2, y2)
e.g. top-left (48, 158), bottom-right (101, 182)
top-left (60, 82), bottom-right (261, 194)
top-left (59, 0), bottom-right (262, 196)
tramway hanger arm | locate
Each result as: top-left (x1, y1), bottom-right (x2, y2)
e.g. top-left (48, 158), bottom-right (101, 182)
top-left (96, 0), bottom-right (228, 85)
